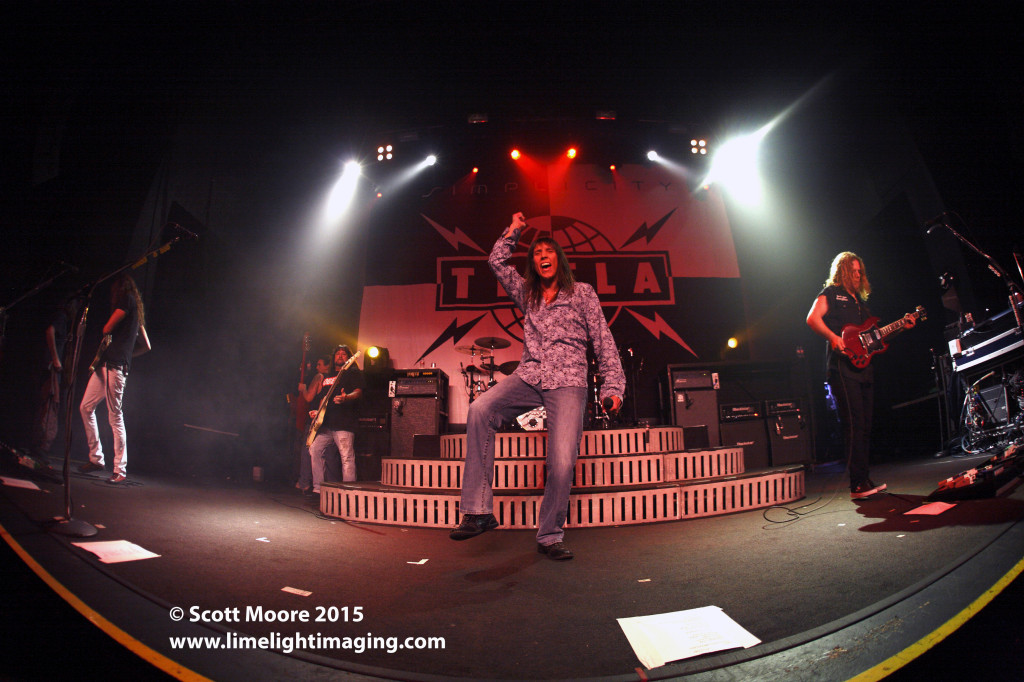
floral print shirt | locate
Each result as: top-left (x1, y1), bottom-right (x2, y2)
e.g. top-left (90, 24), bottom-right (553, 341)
top-left (489, 232), bottom-right (626, 400)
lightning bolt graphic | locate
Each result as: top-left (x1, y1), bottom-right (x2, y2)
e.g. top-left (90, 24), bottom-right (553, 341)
top-left (625, 308), bottom-right (698, 357)
top-left (621, 208), bottom-right (677, 248)
top-left (422, 214), bottom-right (486, 253)
top-left (416, 314), bottom-right (487, 364)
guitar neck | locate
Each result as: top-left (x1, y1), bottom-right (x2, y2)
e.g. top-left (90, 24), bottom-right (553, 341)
top-left (878, 312), bottom-right (917, 341)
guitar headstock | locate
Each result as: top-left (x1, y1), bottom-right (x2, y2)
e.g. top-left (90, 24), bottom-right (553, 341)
top-left (915, 305), bottom-right (927, 321)
top-left (302, 333), bottom-right (312, 351)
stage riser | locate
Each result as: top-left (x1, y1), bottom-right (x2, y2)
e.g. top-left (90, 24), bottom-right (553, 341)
top-left (439, 426), bottom-right (686, 460)
top-left (381, 452), bottom-right (727, 490)
top-left (321, 470), bottom-right (805, 529)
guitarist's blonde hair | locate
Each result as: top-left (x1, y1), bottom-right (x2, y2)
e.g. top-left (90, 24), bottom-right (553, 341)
top-left (826, 251), bottom-right (871, 301)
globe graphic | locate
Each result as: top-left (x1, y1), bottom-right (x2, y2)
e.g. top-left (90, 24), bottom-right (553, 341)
top-left (491, 214), bottom-right (622, 341)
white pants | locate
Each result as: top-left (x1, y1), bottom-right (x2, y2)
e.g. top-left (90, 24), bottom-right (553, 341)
top-left (80, 366), bottom-right (128, 476)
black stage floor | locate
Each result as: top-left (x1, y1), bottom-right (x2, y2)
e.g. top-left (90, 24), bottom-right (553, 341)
top-left (2, 452), bottom-right (1024, 681)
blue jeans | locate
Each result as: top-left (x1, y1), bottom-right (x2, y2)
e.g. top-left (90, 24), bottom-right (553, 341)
top-left (460, 375), bottom-right (586, 546)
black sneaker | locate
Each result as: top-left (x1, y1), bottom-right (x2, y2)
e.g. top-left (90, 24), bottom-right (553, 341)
top-left (537, 541), bottom-right (574, 561)
top-left (449, 513), bottom-right (498, 540)
top-left (78, 462), bottom-right (103, 473)
top-left (851, 481), bottom-right (885, 499)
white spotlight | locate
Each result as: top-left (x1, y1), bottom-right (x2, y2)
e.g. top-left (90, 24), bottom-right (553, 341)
top-left (323, 161), bottom-right (361, 223)
top-left (647, 150), bottom-right (659, 161)
top-left (704, 127), bottom-right (769, 206)
top-left (426, 155), bottom-right (437, 166)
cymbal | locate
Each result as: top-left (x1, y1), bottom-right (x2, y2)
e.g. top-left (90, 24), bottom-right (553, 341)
top-left (454, 344), bottom-right (493, 356)
top-left (498, 360), bottom-right (519, 376)
top-left (474, 336), bottom-right (511, 350)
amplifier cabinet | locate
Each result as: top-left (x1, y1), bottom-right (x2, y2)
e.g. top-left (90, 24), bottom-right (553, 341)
top-left (390, 396), bottom-right (448, 459)
top-left (720, 403), bottom-right (768, 470)
top-left (666, 367), bottom-right (721, 446)
top-left (767, 410), bottom-right (812, 466)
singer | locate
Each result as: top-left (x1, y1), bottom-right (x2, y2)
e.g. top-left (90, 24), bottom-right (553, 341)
top-left (450, 212), bottom-right (625, 560)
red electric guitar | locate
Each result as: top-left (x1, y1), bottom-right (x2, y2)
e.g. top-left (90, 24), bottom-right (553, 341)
top-left (841, 305), bottom-right (926, 368)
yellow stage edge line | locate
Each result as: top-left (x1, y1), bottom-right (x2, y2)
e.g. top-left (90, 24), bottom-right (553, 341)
top-left (849, 554), bottom-right (1024, 681)
top-left (1, 522), bottom-right (211, 682)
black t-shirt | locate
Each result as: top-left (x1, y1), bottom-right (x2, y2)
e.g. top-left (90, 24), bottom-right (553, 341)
top-left (101, 288), bottom-right (140, 372)
top-left (817, 284), bottom-right (872, 376)
top-left (315, 365), bottom-right (365, 432)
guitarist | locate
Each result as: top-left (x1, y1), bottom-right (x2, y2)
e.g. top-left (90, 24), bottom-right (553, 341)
top-left (294, 354), bottom-right (331, 494)
top-left (304, 344), bottom-right (364, 495)
top-left (806, 252), bottom-right (915, 500)
top-left (78, 272), bottom-right (151, 484)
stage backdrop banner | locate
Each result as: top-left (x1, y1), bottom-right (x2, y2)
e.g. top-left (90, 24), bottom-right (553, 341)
top-left (358, 163), bottom-right (742, 423)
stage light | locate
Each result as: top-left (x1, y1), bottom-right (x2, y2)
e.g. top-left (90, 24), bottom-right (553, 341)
top-left (364, 346), bottom-right (390, 372)
top-left (647, 150), bottom-right (659, 161)
top-left (426, 155), bottom-right (437, 166)
top-left (691, 138), bottom-right (708, 155)
top-left (566, 147), bottom-right (577, 159)
top-left (376, 144), bottom-right (394, 162)
top-left (322, 161), bottom-right (361, 223)
top-left (609, 164), bottom-right (616, 171)
top-left (472, 167), bottom-right (479, 174)
top-left (727, 337), bottom-right (738, 349)
top-left (704, 127), bottom-right (769, 206)
top-left (510, 149), bottom-right (521, 160)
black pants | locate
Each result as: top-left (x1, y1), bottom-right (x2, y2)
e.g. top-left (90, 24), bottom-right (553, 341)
top-left (828, 362), bottom-right (874, 488)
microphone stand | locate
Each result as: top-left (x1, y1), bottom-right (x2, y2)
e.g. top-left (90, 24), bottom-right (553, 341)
top-left (48, 232), bottom-right (186, 537)
top-left (929, 218), bottom-right (1024, 338)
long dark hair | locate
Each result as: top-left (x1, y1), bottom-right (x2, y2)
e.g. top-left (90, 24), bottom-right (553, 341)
top-left (113, 273), bottom-right (145, 326)
top-left (523, 236), bottom-right (575, 309)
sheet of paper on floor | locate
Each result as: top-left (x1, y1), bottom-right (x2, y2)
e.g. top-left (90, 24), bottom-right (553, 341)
top-left (71, 540), bottom-right (161, 563)
top-left (618, 605), bottom-right (761, 669)
top-left (905, 501), bottom-right (956, 515)
top-left (1, 477), bottom-right (41, 490)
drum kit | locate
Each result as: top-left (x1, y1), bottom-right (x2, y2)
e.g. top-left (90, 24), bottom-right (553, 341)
top-left (456, 336), bottom-right (519, 402)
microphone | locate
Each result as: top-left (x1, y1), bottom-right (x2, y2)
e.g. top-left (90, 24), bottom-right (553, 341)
top-left (925, 221), bottom-right (945, 235)
top-left (170, 222), bottom-right (199, 241)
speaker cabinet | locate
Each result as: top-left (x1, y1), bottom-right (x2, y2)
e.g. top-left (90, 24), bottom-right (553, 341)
top-left (665, 367), bottom-right (721, 446)
top-left (767, 413), bottom-right (812, 466)
top-left (672, 390), bottom-right (720, 446)
top-left (720, 419), bottom-right (770, 470)
top-left (390, 396), bottom-right (448, 459)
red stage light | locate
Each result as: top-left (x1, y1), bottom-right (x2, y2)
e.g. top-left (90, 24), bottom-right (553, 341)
top-left (510, 149), bottom-right (521, 160)
top-left (609, 164), bottom-right (616, 171)
top-left (472, 167), bottom-right (479, 174)
top-left (566, 147), bottom-right (577, 159)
